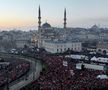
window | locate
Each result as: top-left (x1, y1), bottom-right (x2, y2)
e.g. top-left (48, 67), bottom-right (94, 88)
top-left (68, 48), bottom-right (70, 50)
top-left (61, 49), bottom-right (62, 52)
top-left (57, 49), bottom-right (59, 52)
top-left (74, 48), bottom-right (76, 50)
top-left (64, 48), bottom-right (66, 51)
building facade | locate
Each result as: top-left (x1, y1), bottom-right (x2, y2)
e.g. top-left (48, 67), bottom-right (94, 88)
top-left (44, 40), bottom-right (82, 53)
top-left (97, 42), bottom-right (108, 53)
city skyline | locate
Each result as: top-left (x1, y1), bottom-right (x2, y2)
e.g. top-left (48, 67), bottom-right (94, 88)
top-left (0, 0), bottom-right (108, 30)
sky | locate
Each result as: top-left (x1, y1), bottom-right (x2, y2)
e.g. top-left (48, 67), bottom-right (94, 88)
top-left (0, 0), bottom-right (108, 30)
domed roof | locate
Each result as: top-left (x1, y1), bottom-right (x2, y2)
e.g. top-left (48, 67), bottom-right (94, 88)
top-left (91, 24), bottom-right (99, 29)
top-left (42, 22), bottom-right (51, 28)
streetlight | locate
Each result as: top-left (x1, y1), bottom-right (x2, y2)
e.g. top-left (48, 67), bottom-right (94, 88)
top-left (1, 62), bottom-right (10, 90)
top-left (5, 68), bottom-right (9, 90)
top-left (33, 59), bottom-right (37, 80)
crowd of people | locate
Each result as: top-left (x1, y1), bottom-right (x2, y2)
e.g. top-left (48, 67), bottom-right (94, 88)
top-left (0, 58), bottom-right (30, 87)
top-left (21, 54), bottom-right (108, 90)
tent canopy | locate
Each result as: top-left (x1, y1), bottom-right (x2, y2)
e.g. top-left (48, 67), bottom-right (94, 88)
top-left (96, 74), bottom-right (108, 79)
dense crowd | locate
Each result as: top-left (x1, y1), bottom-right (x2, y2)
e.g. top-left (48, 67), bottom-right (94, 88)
top-left (21, 54), bottom-right (108, 90)
top-left (0, 58), bottom-right (30, 87)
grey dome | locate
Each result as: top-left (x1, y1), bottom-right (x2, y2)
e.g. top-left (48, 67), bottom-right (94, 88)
top-left (42, 22), bottom-right (51, 28)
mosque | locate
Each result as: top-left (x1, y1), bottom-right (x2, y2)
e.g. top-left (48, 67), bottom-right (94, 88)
top-left (35, 6), bottom-right (82, 53)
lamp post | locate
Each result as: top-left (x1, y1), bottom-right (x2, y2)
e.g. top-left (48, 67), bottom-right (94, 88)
top-left (3, 63), bottom-right (10, 90)
top-left (91, 81), bottom-right (94, 90)
top-left (6, 68), bottom-right (9, 90)
top-left (33, 60), bottom-right (37, 80)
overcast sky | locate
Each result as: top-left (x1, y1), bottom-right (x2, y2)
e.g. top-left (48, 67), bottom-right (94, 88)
top-left (0, 0), bottom-right (108, 30)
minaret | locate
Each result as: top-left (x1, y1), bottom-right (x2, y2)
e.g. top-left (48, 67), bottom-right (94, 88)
top-left (64, 8), bottom-right (67, 29)
top-left (38, 5), bottom-right (41, 29)
top-left (38, 5), bottom-right (42, 48)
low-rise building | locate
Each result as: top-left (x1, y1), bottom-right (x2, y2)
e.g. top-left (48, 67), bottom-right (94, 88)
top-left (16, 40), bottom-right (30, 48)
top-left (44, 40), bottom-right (82, 53)
top-left (97, 43), bottom-right (108, 53)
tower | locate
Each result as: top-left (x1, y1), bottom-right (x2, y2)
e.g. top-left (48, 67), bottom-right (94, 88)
top-left (38, 5), bottom-right (42, 48)
top-left (64, 8), bottom-right (67, 29)
top-left (38, 5), bottom-right (41, 29)
top-left (63, 8), bottom-right (67, 40)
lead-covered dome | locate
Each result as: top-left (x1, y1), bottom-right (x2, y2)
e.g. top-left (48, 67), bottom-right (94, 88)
top-left (42, 22), bottom-right (51, 28)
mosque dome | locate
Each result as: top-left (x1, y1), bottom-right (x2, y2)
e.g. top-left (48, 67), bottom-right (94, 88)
top-left (91, 24), bottom-right (99, 29)
top-left (42, 22), bottom-right (51, 28)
